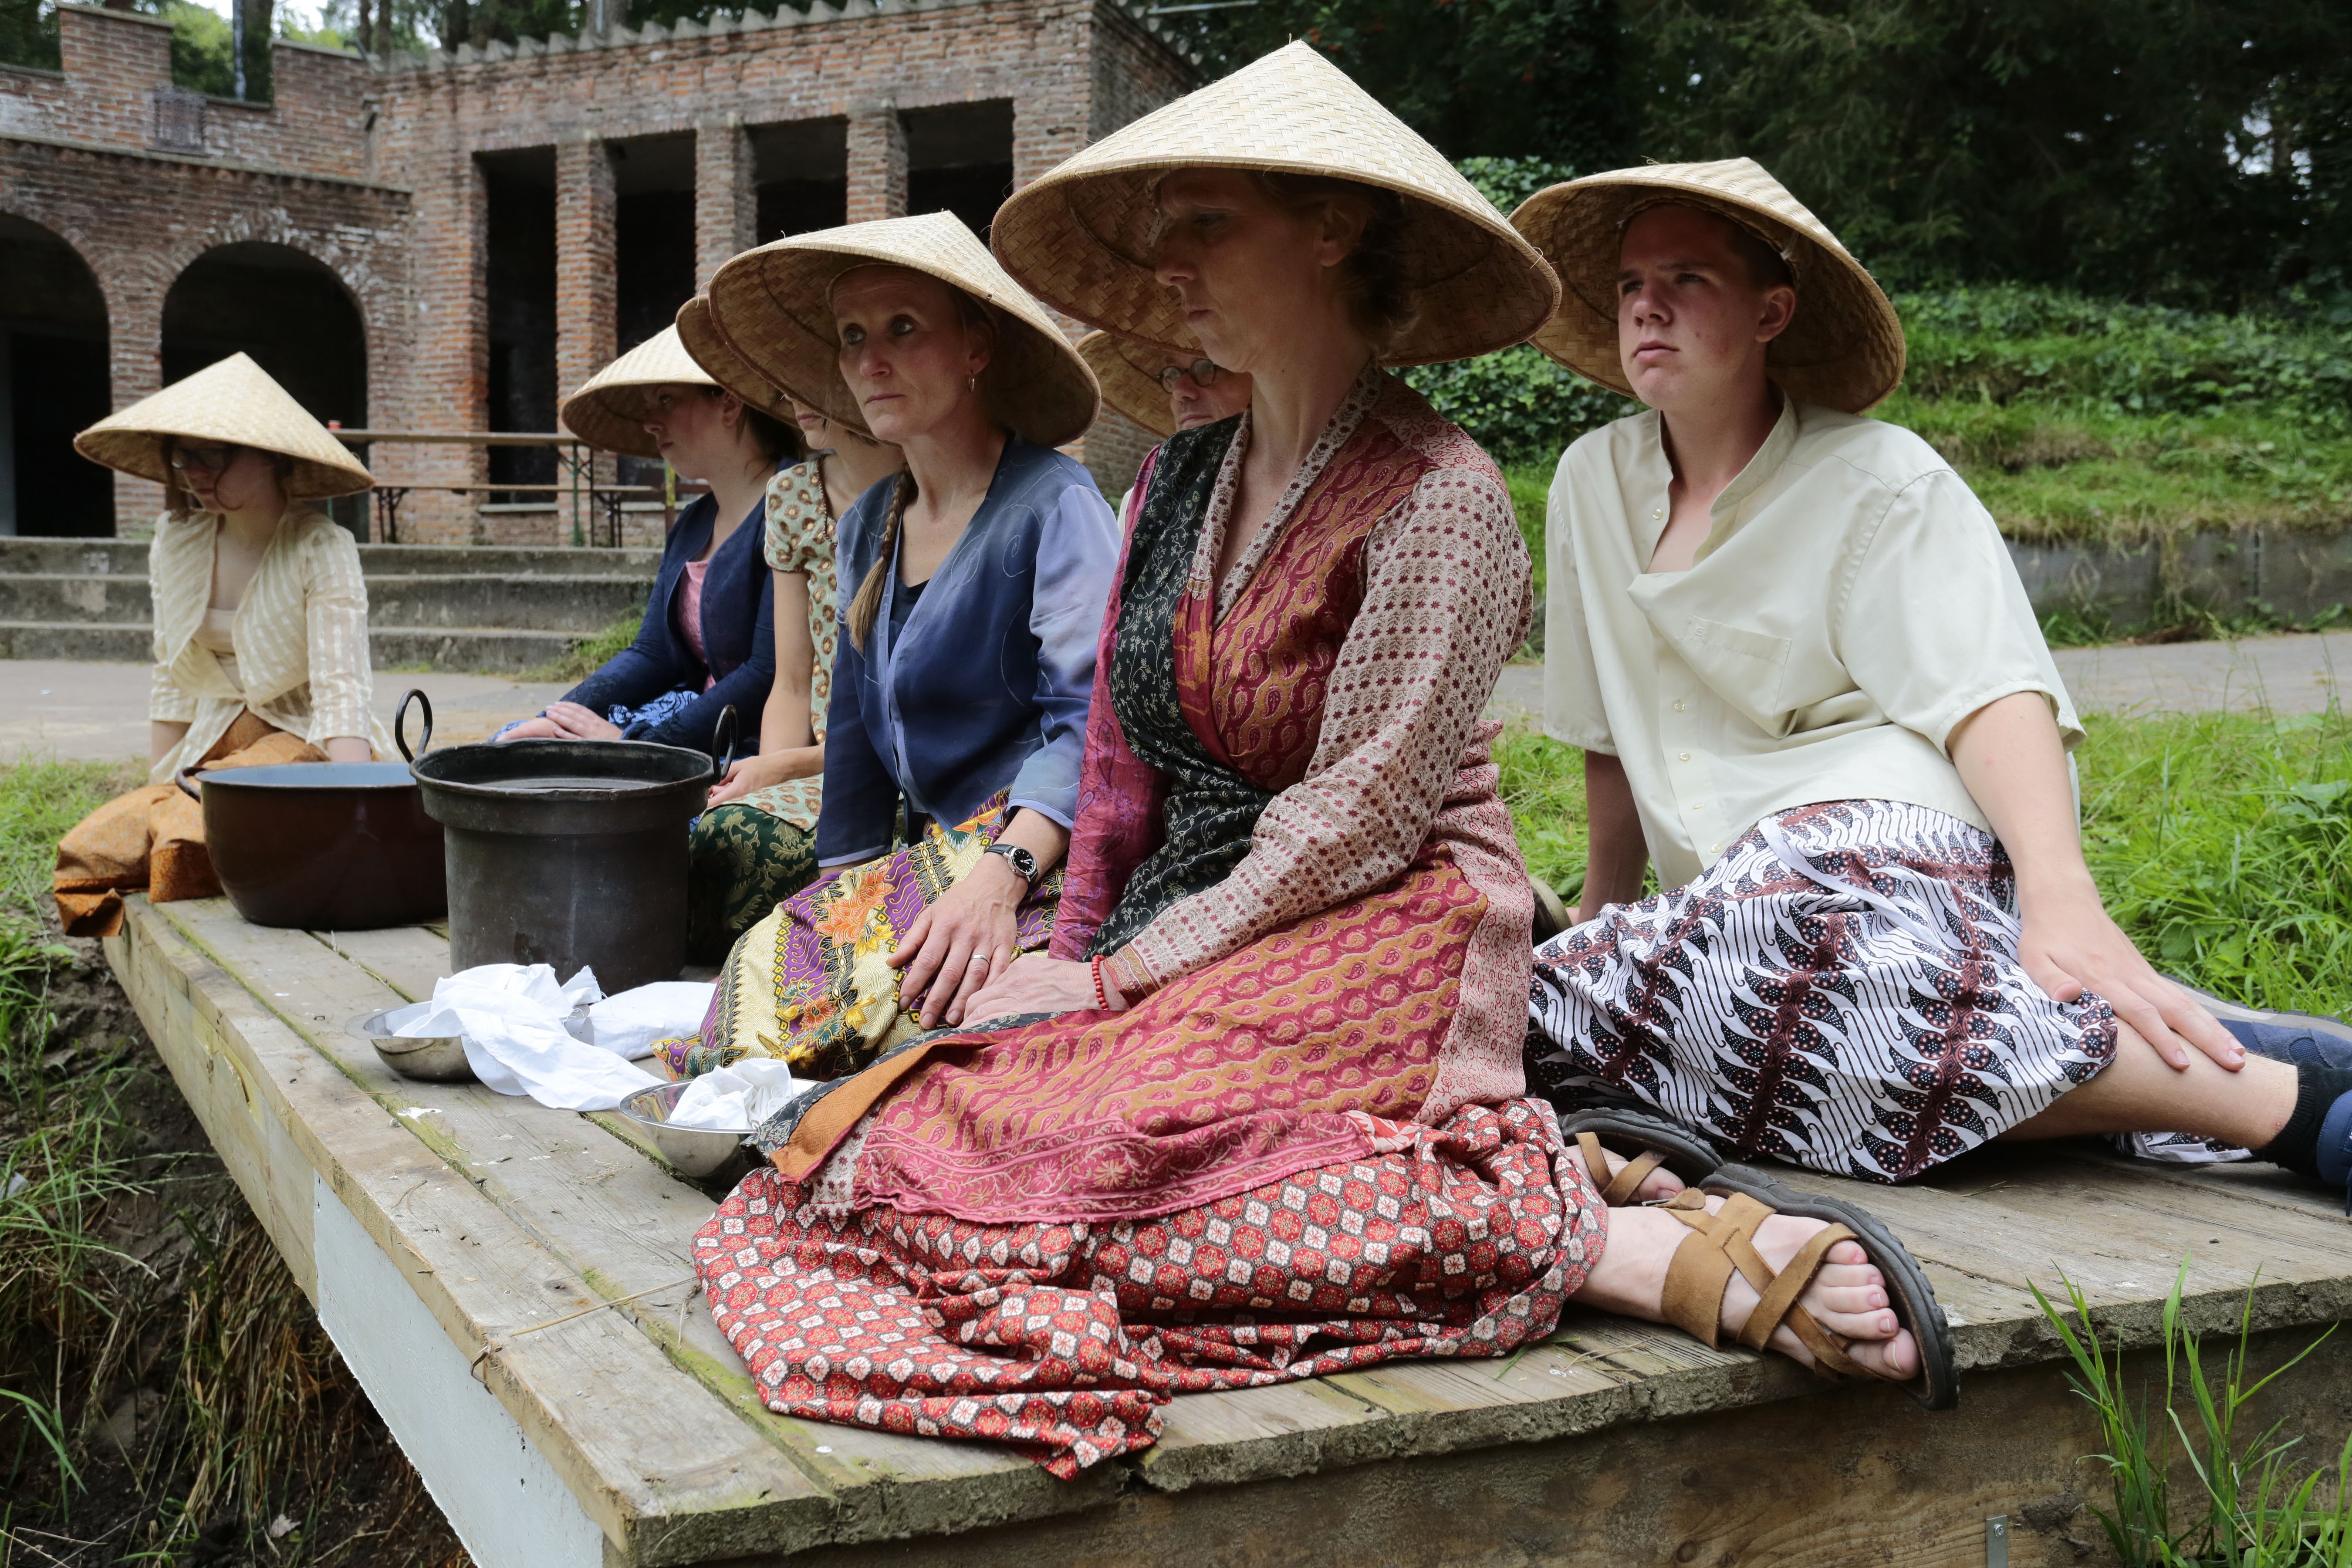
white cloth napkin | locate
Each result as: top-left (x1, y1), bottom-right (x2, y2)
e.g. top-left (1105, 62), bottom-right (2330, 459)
top-left (588, 981), bottom-right (716, 1061)
top-left (665, 1058), bottom-right (802, 1132)
top-left (392, 963), bottom-right (659, 1112)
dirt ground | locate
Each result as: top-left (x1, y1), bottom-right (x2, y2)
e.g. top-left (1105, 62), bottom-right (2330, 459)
top-left (2, 936), bottom-right (470, 1568)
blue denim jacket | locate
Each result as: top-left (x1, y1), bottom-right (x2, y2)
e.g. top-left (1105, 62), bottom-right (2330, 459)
top-left (564, 491), bottom-right (776, 753)
top-left (816, 439), bottom-right (1117, 865)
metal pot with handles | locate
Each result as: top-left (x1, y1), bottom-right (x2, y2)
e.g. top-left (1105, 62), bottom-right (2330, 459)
top-left (183, 689), bottom-right (447, 930)
top-left (408, 706), bottom-right (732, 992)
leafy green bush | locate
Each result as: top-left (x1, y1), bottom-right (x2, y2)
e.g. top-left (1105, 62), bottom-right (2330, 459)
top-left (1902, 286), bottom-right (2352, 433)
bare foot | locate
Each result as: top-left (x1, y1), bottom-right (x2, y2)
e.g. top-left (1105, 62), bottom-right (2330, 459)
top-left (1564, 1139), bottom-right (1688, 1203)
top-left (1571, 1198), bottom-right (1919, 1382)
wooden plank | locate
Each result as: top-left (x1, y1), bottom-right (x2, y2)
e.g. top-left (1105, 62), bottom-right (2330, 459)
top-left (118, 900), bottom-right (836, 1566)
top-left (156, 902), bottom-right (1127, 1547)
top-left (105, 923), bottom-right (320, 1297)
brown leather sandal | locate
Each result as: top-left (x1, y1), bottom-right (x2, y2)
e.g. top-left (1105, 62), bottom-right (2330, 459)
top-left (1652, 1169), bottom-right (1958, 1410)
top-left (1560, 1108), bottom-right (1723, 1206)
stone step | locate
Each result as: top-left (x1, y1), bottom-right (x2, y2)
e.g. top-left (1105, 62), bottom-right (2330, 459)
top-left (353, 574), bottom-right (649, 632)
top-left (0, 537), bottom-right (661, 578)
top-left (0, 620), bottom-right (576, 674)
top-left (0, 571), bottom-right (647, 635)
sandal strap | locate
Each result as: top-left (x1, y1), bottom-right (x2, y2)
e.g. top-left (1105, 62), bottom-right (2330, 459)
top-left (1656, 1190), bottom-right (1871, 1379)
top-left (1576, 1132), bottom-right (1667, 1207)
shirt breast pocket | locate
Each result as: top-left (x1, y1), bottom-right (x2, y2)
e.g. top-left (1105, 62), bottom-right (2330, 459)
top-left (1681, 616), bottom-right (1797, 735)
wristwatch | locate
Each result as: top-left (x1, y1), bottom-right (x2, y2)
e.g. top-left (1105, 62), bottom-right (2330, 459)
top-left (983, 842), bottom-right (1042, 888)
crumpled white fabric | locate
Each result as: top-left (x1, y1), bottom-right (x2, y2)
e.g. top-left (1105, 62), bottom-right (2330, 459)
top-left (588, 981), bottom-right (716, 1061)
top-left (390, 963), bottom-right (659, 1112)
top-left (665, 1058), bottom-right (802, 1132)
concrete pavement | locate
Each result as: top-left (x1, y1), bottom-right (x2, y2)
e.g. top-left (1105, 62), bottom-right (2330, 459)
top-left (0, 660), bottom-right (569, 764)
top-left (5, 629), bottom-right (2345, 767)
top-left (1487, 629), bottom-right (2351, 727)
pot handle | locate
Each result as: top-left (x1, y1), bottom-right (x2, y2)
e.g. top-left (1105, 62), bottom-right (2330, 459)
top-left (395, 687), bottom-right (434, 762)
top-left (174, 766), bottom-right (203, 802)
top-left (710, 703), bottom-right (739, 778)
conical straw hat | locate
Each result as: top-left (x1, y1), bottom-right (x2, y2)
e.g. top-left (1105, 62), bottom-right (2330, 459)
top-left (74, 352), bottom-right (372, 499)
top-left (1078, 331), bottom-right (1183, 439)
top-left (705, 211), bottom-right (1100, 449)
top-left (1510, 158), bottom-right (1906, 412)
top-left (559, 326), bottom-right (719, 458)
top-left (674, 295), bottom-right (799, 429)
top-left (989, 40), bottom-right (1560, 366)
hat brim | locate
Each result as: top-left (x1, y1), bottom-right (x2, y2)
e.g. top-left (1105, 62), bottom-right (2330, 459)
top-left (676, 295), bottom-right (799, 428)
top-left (74, 351), bottom-right (374, 498)
top-left (558, 324), bottom-right (727, 458)
top-left (986, 41), bottom-right (1559, 365)
top-left (1511, 165), bottom-right (1906, 413)
top-left (706, 214), bottom-right (1102, 451)
top-left (1078, 331), bottom-right (1179, 439)
top-left (996, 159), bottom-right (1560, 367)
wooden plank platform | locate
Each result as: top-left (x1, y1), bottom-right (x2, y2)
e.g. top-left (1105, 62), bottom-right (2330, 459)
top-left (105, 893), bottom-right (2352, 1568)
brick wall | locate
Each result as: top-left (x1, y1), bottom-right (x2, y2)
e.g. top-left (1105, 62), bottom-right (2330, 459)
top-left (1, 0), bottom-right (1192, 540)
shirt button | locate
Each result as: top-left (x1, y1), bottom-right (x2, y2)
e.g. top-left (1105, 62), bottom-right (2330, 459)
top-left (1672, 700), bottom-right (1686, 712)
top-left (1652, 508), bottom-right (1664, 520)
top-left (1710, 843), bottom-right (1722, 854)
top-left (1679, 751), bottom-right (1692, 761)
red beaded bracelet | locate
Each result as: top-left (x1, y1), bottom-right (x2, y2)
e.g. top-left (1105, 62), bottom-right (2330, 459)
top-left (1089, 956), bottom-right (1112, 1012)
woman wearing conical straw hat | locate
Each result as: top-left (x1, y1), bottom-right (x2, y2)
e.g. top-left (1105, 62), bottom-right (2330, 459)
top-left (1075, 328), bottom-right (1254, 518)
top-left (654, 210), bottom-right (1118, 1080)
top-left (496, 324), bottom-right (796, 763)
top-left (672, 295), bottom-right (905, 962)
top-left (678, 46), bottom-right (1938, 1482)
top-left (1516, 162), bottom-right (2352, 1218)
top-left (52, 353), bottom-right (393, 938)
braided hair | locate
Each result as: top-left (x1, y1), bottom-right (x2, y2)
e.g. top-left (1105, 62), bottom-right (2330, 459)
top-left (846, 469), bottom-right (918, 652)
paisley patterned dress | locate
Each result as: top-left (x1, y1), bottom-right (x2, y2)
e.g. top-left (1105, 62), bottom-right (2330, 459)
top-left (691, 372), bottom-right (1607, 1477)
top-left (685, 460), bottom-right (840, 960)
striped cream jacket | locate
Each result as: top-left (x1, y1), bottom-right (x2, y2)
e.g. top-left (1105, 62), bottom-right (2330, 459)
top-left (147, 505), bottom-right (393, 782)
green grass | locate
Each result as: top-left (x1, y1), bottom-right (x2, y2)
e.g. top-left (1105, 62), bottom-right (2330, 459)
top-left (525, 610), bottom-right (642, 683)
top-left (0, 760), bottom-right (452, 1560)
top-left (1497, 708), bottom-right (2352, 1011)
top-left (2037, 1264), bottom-right (2352, 1568)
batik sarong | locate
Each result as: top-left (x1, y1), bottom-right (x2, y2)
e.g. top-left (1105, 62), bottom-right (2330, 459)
top-left (685, 796), bottom-right (819, 965)
top-left (1525, 797), bottom-right (2124, 1183)
top-left (660, 794), bottom-right (1058, 1081)
top-left (692, 372), bottom-right (1605, 1476)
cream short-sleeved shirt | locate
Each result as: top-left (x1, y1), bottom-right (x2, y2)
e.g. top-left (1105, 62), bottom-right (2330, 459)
top-left (1544, 398), bottom-right (2081, 889)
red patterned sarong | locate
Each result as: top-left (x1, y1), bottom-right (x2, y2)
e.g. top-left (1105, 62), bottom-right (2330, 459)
top-left (699, 1098), bottom-right (1598, 1477)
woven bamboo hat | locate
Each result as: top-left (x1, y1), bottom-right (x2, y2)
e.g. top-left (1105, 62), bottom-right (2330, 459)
top-left (75, 352), bottom-right (372, 499)
top-left (1510, 158), bottom-right (1906, 412)
top-left (989, 41), bottom-right (1559, 366)
top-left (705, 211), bottom-right (1100, 449)
top-left (674, 295), bottom-right (798, 428)
top-left (560, 326), bottom-right (720, 458)
top-left (1078, 331), bottom-right (1186, 438)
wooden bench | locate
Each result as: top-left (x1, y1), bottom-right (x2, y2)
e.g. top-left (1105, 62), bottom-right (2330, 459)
top-left (105, 893), bottom-right (2352, 1567)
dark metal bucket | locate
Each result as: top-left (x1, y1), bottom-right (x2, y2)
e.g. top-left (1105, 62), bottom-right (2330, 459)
top-left (182, 689), bottom-right (447, 930)
top-left (409, 725), bottom-right (717, 992)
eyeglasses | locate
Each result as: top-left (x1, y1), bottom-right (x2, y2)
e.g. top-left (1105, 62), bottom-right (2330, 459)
top-left (1156, 359), bottom-right (1224, 393)
top-left (169, 443), bottom-right (237, 473)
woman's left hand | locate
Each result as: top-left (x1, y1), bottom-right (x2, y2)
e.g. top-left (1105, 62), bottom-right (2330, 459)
top-left (961, 954), bottom-right (1105, 1024)
top-left (2018, 879), bottom-right (2243, 1072)
top-left (890, 855), bottom-right (1025, 1029)
top-left (541, 702), bottom-right (624, 742)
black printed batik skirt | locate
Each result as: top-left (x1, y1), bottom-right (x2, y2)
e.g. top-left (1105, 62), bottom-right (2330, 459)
top-left (1524, 798), bottom-right (2131, 1183)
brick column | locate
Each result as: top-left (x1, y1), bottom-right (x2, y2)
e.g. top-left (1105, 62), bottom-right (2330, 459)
top-left (693, 116), bottom-right (756, 290)
top-left (104, 280), bottom-right (165, 536)
top-left (554, 132), bottom-right (617, 400)
top-left (843, 101), bottom-right (906, 224)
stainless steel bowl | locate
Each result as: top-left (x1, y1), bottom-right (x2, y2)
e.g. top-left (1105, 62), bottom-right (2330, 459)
top-left (619, 1081), bottom-right (751, 1179)
top-left (349, 1007), bottom-right (475, 1082)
